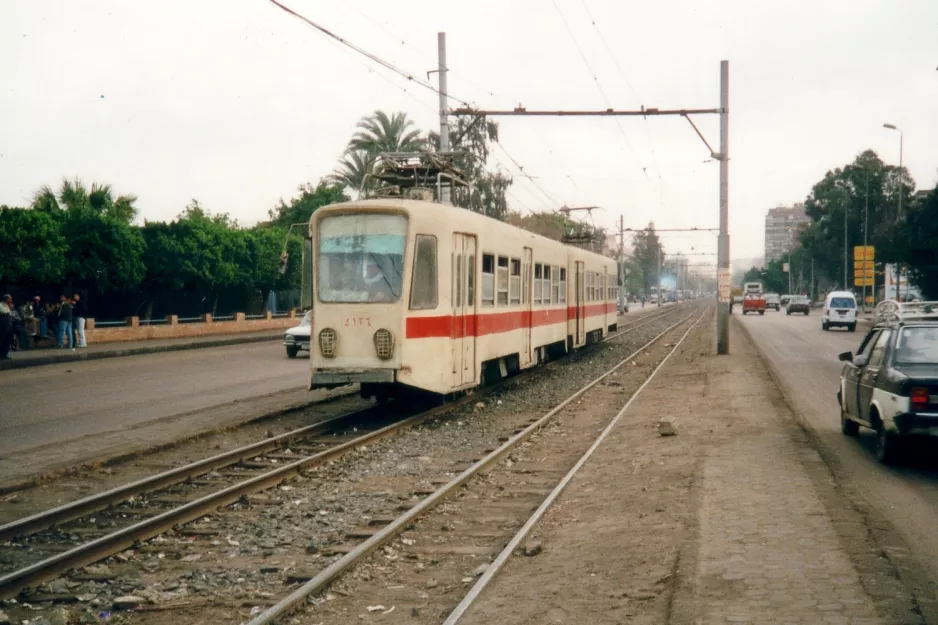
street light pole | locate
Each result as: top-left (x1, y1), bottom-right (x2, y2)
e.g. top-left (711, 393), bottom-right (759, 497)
top-left (884, 123), bottom-right (904, 300)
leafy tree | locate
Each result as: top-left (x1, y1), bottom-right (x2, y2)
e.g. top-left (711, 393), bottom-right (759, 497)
top-left (0, 205), bottom-right (68, 285)
top-left (631, 224), bottom-right (665, 295)
top-left (799, 150), bottom-right (915, 290)
top-left (330, 111), bottom-right (426, 199)
top-left (268, 180), bottom-right (349, 227)
top-left (329, 151), bottom-right (373, 199)
top-left (904, 187), bottom-right (938, 299)
top-left (434, 116), bottom-right (512, 220)
top-left (348, 110), bottom-right (425, 155)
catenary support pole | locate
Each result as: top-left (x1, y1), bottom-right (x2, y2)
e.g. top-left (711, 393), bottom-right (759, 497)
top-left (717, 60), bottom-right (730, 355)
top-left (437, 32), bottom-right (451, 204)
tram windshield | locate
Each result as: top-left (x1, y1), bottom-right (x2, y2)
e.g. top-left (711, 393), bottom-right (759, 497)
top-left (318, 213), bottom-right (407, 303)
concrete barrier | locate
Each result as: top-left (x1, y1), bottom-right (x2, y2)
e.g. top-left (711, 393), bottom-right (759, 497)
top-left (86, 310), bottom-right (298, 345)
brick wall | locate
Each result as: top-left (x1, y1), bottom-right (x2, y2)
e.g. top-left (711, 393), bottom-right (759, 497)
top-left (85, 311), bottom-right (298, 344)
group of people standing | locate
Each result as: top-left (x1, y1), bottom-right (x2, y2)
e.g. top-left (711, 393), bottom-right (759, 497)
top-left (0, 293), bottom-right (88, 360)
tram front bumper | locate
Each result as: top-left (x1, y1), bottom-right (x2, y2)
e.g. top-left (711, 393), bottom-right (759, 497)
top-left (311, 368), bottom-right (396, 389)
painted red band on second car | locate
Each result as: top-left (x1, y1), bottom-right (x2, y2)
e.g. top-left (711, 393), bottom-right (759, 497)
top-left (405, 303), bottom-right (616, 339)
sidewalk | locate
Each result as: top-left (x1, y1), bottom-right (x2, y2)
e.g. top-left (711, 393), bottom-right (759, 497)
top-left (461, 317), bottom-right (916, 624)
top-left (0, 329), bottom-right (284, 371)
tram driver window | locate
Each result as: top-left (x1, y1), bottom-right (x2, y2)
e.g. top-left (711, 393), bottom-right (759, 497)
top-left (410, 235), bottom-right (438, 310)
top-left (482, 254), bottom-right (495, 307)
top-left (510, 258), bottom-right (522, 305)
top-left (559, 268), bottom-right (567, 304)
top-left (534, 264), bottom-right (543, 304)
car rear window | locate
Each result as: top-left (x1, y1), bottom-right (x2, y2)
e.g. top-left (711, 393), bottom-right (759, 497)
top-left (895, 327), bottom-right (938, 365)
top-left (830, 297), bottom-right (855, 309)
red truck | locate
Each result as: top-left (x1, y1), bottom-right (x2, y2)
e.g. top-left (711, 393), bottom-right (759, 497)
top-left (742, 292), bottom-right (766, 315)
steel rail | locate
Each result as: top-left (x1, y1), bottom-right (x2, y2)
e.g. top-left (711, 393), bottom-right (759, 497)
top-left (0, 306), bottom-right (676, 542)
top-left (444, 307), bottom-right (708, 624)
top-left (245, 307), bottom-right (700, 625)
top-left (0, 407), bottom-right (377, 541)
top-left (0, 408), bottom-right (444, 600)
top-left (0, 305), bottom-right (683, 600)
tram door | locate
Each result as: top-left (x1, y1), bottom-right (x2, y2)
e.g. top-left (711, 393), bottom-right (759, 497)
top-left (521, 247), bottom-right (533, 366)
top-left (452, 234), bottom-right (478, 388)
top-left (575, 261), bottom-right (586, 346)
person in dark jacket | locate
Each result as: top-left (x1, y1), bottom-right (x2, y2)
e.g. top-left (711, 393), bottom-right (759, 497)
top-left (0, 294), bottom-right (14, 359)
top-left (56, 294), bottom-right (74, 349)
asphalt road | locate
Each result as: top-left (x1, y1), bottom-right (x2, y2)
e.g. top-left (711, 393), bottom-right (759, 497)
top-left (738, 309), bottom-right (938, 585)
top-left (0, 340), bottom-right (309, 458)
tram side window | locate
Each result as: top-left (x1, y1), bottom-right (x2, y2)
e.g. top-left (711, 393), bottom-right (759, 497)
top-left (410, 235), bottom-right (438, 310)
top-left (543, 266), bottom-right (552, 304)
top-left (482, 254), bottom-right (495, 307)
top-left (586, 272), bottom-right (592, 302)
top-left (534, 264), bottom-right (543, 304)
top-left (551, 265), bottom-right (560, 303)
top-left (559, 268), bottom-right (567, 304)
top-left (468, 254), bottom-right (475, 306)
top-left (497, 256), bottom-right (510, 306)
top-left (510, 258), bottom-right (522, 305)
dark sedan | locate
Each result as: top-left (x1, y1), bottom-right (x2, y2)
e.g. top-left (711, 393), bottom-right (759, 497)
top-left (786, 296), bottom-right (810, 315)
top-left (837, 320), bottom-right (938, 463)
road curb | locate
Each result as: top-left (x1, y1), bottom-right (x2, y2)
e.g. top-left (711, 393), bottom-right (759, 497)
top-left (0, 333), bottom-right (283, 371)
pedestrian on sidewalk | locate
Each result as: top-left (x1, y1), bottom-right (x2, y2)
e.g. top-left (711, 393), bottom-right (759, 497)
top-left (56, 294), bottom-right (74, 349)
top-left (72, 293), bottom-right (87, 348)
top-left (33, 297), bottom-right (47, 339)
top-left (12, 302), bottom-right (31, 350)
top-left (0, 295), bottom-right (14, 360)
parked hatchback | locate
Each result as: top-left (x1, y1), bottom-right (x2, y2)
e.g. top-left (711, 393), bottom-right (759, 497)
top-left (822, 290), bottom-right (858, 332)
top-left (837, 301), bottom-right (938, 463)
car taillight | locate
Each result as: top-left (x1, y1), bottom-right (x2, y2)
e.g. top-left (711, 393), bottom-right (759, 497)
top-left (910, 387), bottom-right (929, 409)
top-left (319, 328), bottom-right (337, 358)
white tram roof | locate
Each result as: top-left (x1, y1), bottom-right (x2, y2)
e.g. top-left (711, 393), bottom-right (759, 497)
top-left (314, 199), bottom-right (616, 265)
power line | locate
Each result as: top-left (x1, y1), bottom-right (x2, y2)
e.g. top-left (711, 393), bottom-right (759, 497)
top-left (266, 0), bottom-right (472, 107)
top-left (551, 0), bottom-right (648, 179)
top-left (494, 141), bottom-right (564, 207)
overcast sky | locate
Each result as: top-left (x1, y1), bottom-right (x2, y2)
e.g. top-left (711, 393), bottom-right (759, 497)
top-left (2, 0), bottom-right (936, 263)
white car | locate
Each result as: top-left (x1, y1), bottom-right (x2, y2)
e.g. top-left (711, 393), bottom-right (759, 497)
top-left (283, 310), bottom-right (312, 358)
top-left (822, 291), bottom-right (858, 332)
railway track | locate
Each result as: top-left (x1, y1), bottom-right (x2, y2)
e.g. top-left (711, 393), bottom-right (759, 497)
top-left (247, 306), bottom-right (705, 624)
top-left (0, 305), bottom-right (684, 603)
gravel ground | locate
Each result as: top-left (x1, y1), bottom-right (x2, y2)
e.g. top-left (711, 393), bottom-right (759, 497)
top-left (0, 305), bottom-right (694, 625)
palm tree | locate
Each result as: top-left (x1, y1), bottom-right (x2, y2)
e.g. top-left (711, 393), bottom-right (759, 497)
top-left (32, 185), bottom-right (60, 212)
top-left (348, 110), bottom-right (425, 155)
top-left (329, 150), bottom-right (374, 199)
top-left (59, 177), bottom-right (89, 211)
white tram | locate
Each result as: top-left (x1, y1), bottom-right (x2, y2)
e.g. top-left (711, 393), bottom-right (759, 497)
top-left (308, 199), bottom-right (618, 400)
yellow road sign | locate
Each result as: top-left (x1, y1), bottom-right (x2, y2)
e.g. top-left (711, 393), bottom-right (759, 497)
top-left (853, 260), bottom-right (874, 271)
top-left (854, 245), bottom-right (875, 261)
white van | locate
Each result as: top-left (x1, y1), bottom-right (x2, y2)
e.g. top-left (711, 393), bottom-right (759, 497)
top-left (821, 290), bottom-right (858, 332)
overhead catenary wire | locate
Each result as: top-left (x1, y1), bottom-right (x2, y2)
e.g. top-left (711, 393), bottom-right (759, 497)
top-left (265, 0), bottom-right (473, 108)
top-left (551, 0), bottom-right (648, 180)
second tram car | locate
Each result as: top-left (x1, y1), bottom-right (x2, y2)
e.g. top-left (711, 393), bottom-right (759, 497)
top-left (308, 199), bottom-right (618, 400)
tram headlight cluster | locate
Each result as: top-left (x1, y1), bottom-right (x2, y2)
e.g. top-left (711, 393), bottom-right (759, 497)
top-left (318, 328), bottom-right (338, 358)
top-left (373, 328), bottom-right (394, 360)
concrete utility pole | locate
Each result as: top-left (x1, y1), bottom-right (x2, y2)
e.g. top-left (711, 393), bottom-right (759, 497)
top-left (716, 60), bottom-right (730, 355)
top-left (883, 123), bottom-right (903, 299)
top-left (618, 214), bottom-right (625, 307)
top-left (437, 32), bottom-right (451, 204)
top-left (657, 244), bottom-right (662, 308)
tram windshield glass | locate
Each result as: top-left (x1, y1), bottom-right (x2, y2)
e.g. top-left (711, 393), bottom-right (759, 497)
top-left (318, 213), bottom-right (407, 303)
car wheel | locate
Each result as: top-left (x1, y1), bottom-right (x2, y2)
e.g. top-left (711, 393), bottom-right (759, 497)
top-left (822, 320), bottom-right (828, 331)
top-left (759, 310), bottom-right (765, 315)
top-left (875, 424), bottom-right (901, 465)
top-left (848, 323), bottom-right (856, 332)
top-left (286, 346), bottom-right (299, 358)
top-left (786, 310), bottom-right (791, 315)
top-left (840, 409), bottom-right (860, 436)
top-left (804, 311), bottom-right (809, 316)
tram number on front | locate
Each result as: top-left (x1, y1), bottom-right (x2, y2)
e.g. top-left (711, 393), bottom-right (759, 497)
top-left (345, 317), bottom-right (372, 328)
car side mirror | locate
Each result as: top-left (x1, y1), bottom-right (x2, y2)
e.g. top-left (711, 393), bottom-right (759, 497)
top-left (838, 351), bottom-right (853, 362)
top-left (852, 354), bottom-right (869, 367)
